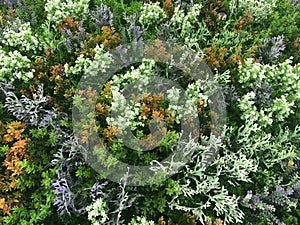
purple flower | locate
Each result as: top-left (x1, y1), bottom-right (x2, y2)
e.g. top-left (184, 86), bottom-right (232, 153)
top-left (286, 189), bottom-right (294, 196)
top-left (275, 186), bottom-right (285, 193)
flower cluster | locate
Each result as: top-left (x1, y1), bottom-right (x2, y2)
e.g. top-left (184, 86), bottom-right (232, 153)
top-left (1, 20), bottom-right (41, 54)
top-left (240, 185), bottom-right (298, 224)
top-left (86, 198), bottom-right (109, 225)
top-left (237, 58), bottom-right (300, 128)
top-left (1, 0), bottom-right (22, 8)
top-left (64, 44), bottom-right (112, 77)
top-left (167, 81), bottom-right (208, 123)
top-left (128, 216), bottom-right (155, 225)
top-left (45, 0), bottom-right (90, 26)
top-left (107, 59), bottom-right (209, 135)
top-left (107, 60), bottom-right (156, 132)
top-left (0, 47), bottom-right (34, 82)
top-left (230, 0), bottom-right (277, 21)
top-left (238, 91), bottom-right (273, 127)
top-left (139, 2), bottom-right (166, 28)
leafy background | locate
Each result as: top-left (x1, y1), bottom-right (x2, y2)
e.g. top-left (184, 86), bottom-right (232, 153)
top-left (0, 0), bottom-right (299, 224)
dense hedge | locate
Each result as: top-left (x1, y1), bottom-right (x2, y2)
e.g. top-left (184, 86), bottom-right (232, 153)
top-left (0, 0), bottom-right (299, 224)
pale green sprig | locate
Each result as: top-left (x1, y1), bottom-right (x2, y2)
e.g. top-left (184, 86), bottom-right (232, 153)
top-left (271, 95), bottom-right (295, 121)
top-left (170, 4), bottom-right (203, 33)
top-left (169, 135), bottom-right (246, 224)
top-left (169, 4), bottom-right (210, 52)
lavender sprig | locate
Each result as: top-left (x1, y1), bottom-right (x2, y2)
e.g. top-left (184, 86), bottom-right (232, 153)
top-left (60, 22), bottom-right (85, 54)
top-left (259, 35), bottom-right (285, 64)
top-left (253, 80), bottom-right (274, 107)
top-left (224, 85), bottom-right (240, 105)
top-left (1, 0), bottom-right (23, 8)
top-left (90, 4), bottom-right (114, 29)
top-left (121, 13), bottom-right (144, 43)
top-left (240, 185), bottom-right (298, 225)
top-left (290, 0), bottom-right (299, 6)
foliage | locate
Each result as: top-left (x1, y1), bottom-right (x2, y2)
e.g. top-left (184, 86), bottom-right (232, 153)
top-left (240, 185), bottom-right (299, 225)
top-left (229, 0), bottom-right (277, 21)
top-left (258, 35), bottom-right (285, 65)
top-left (44, 0), bottom-right (90, 27)
top-left (0, 121), bottom-right (29, 216)
top-left (258, 0), bottom-right (300, 63)
top-left (236, 58), bottom-right (300, 129)
top-left (0, 47), bottom-right (34, 82)
top-left (0, 0), bottom-right (300, 225)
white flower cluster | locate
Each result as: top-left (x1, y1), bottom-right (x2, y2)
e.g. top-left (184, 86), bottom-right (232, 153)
top-left (110, 60), bottom-right (155, 90)
top-left (237, 58), bottom-right (300, 127)
top-left (45, 0), bottom-right (90, 26)
top-left (0, 47), bottom-right (34, 82)
top-left (230, 0), bottom-right (277, 21)
top-left (272, 95), bottom-right (295, 121)
top-left (86, 198), bottom-right (108, 225)
top-left (64, 44), bottom-right (112, 78)
top-left (128, 216), bottom-right (155, 225)
top-left (1, 21), bottom-right (42, 55)
top-left (170, 4), bottom-right (210, 51)
top-left (139, 2), bottom-right (166, 28)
